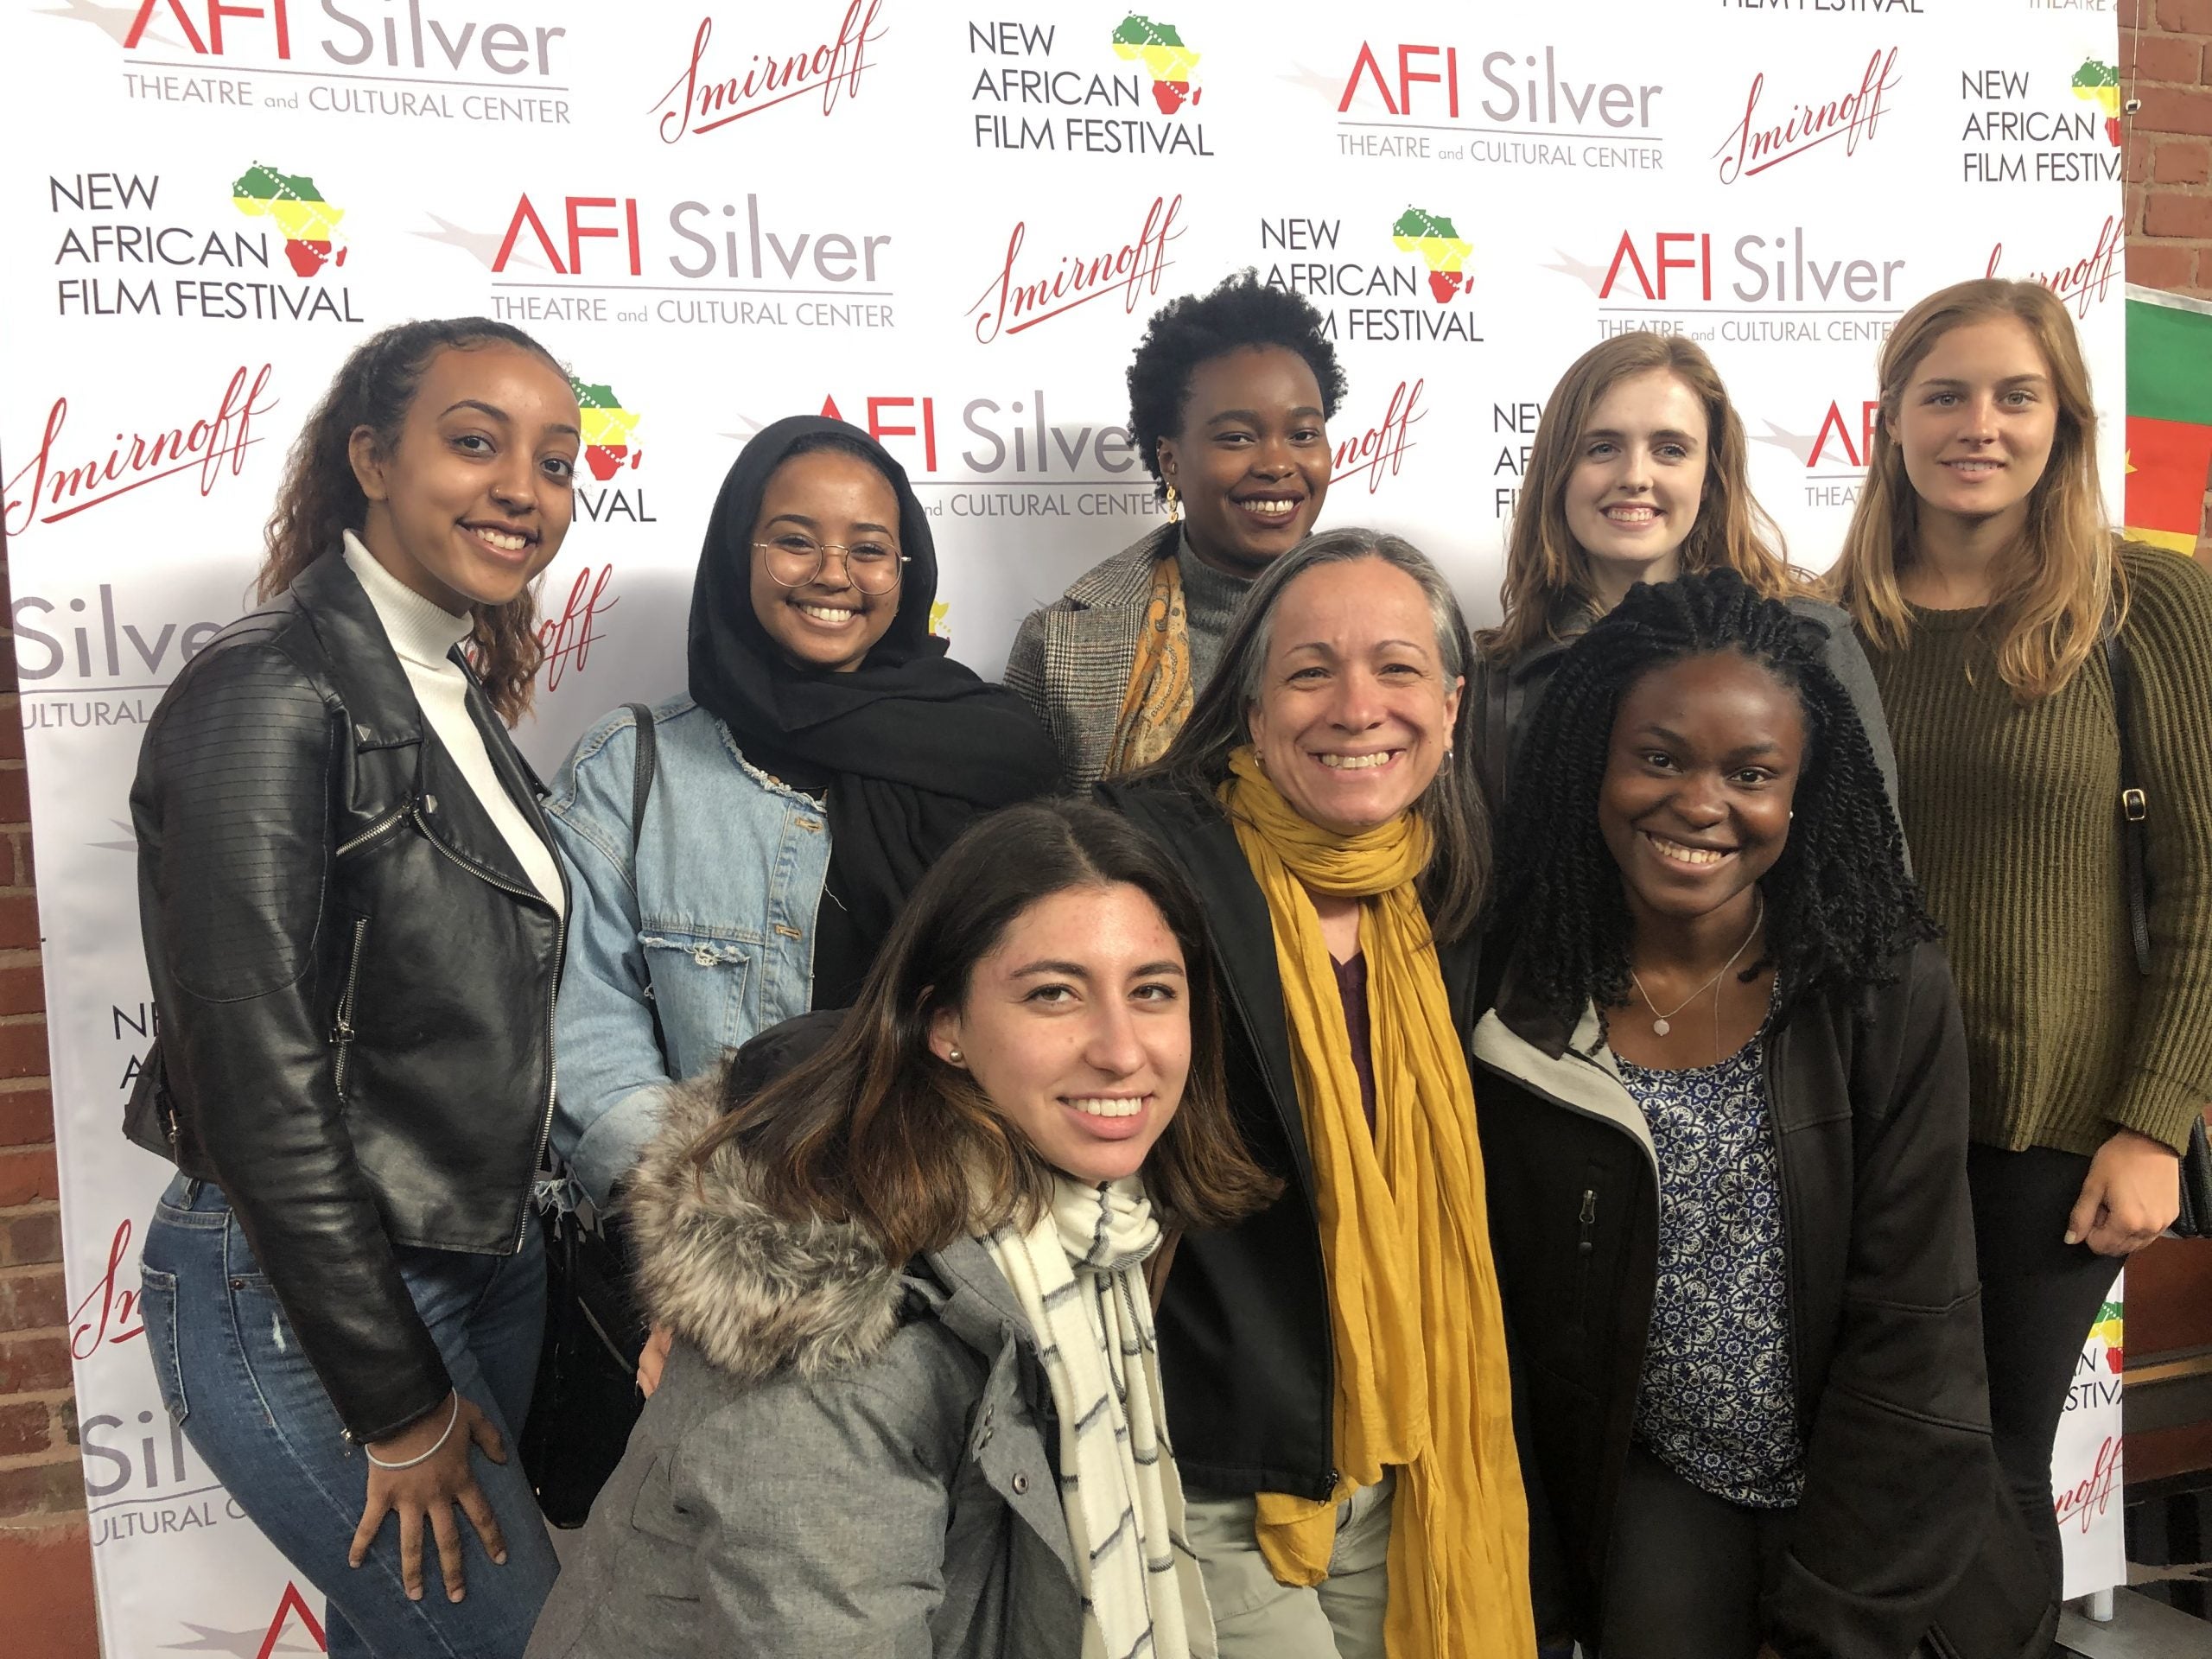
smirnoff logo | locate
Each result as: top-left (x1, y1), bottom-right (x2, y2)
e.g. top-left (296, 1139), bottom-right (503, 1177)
top-left (71, 1217), bottom-right (145, 1361)
top-left (652, 3), bottom-right (886, 146)
top-left (537, 565), bottom-right (618, 692)
top-left (967, 194), bottom-right (1183, 345)
top-left (2056, 1433), bottom-right (2122, 1535)
top-left (1714, 48), bottom-right (1899, 184)
top-left (1333, 378), bottom-right (1426, 496)
top-left (1986, 214), bottom-right (2120, 319)
top-left (3, 365), bottom-right (276, 539)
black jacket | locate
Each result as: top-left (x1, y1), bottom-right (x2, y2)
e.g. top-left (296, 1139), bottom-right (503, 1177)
top-left (126, 552), bottom-right (567, 1444)
top-left (1103, 779), bottom-right (1488, 1499)
top-left (1471, 941), bottom-right (2050, 1658)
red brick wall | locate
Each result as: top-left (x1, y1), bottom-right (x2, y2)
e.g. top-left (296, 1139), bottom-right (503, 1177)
top-left (2126, 0), bottom-right (2212, 553)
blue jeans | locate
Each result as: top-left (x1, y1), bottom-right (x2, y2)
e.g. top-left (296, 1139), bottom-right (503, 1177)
top-left (138, 1174), bottom-right (560, 1658)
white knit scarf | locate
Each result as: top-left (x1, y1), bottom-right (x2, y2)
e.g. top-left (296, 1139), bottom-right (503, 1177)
top-left (981, 1178), bottom-right (1215, 1659)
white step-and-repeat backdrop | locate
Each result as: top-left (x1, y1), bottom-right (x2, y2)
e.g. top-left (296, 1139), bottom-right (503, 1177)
top-left (0, 0), bottom-right (2129, 1649)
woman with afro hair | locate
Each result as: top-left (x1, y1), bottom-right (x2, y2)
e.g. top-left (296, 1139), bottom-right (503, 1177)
top-left (1006, 270), bottom-right (1345, 793)
top-left (1473, 569), bottom-right (2050, 1658)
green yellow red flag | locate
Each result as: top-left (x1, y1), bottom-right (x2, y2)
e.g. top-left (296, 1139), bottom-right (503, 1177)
top-left (2125, 284), bottom-right (2212, 555)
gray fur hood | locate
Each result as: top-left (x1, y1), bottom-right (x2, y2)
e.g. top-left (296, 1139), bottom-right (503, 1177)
top-left (624, 1067), bottom-right (913, 1383)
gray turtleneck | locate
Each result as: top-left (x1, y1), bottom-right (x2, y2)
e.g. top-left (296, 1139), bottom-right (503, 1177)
top-left (1175, 532), bottom-right (1252, 693)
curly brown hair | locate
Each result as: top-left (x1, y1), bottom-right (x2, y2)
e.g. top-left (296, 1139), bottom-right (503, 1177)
top-left (257, 318), bottom-right (568, 724)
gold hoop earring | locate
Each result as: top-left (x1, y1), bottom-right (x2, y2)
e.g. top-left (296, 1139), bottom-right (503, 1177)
top-left (1164, 482), bottom-right (1180, 523)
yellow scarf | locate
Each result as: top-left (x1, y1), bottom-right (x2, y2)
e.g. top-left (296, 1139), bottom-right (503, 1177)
top-left (1222, 748), bottom-right (1533, 1659)
top-left (1103, 549), bottom-right (1192, 779)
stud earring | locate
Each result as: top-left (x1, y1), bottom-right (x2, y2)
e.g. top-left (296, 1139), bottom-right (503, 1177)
top-left (1164, 482), bottom-right (1180, 523)
top-left (945, 1046), bottom-right (963, 1065)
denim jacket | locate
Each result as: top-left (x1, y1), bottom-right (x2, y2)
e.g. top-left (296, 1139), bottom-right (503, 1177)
top-left (543, 696), bottom-right (830, 1206)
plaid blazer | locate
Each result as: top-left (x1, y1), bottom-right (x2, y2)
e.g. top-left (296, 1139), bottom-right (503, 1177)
top-left (1002, 524), bottom-right (1179, 795)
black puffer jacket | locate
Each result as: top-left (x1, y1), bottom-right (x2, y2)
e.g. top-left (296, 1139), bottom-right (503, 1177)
top-left (126, 551), bottom-right (566, 1444)
top-left (1471, 941), bottom-right (2051, 1658)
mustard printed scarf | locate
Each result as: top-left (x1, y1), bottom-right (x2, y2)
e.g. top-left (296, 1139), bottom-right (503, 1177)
top-left (1222, 747), bottom-right (1533, 1659)
top-left (1103, 549), bottom-right (1192, 779)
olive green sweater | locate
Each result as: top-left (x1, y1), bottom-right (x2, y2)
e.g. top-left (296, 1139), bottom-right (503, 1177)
top-left (1861, 546), bottom-right (2212, 1156)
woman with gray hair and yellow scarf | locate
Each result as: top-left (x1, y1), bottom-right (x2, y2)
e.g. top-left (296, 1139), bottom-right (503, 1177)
top-left (1103, 531), bottom-right (1537, 1658)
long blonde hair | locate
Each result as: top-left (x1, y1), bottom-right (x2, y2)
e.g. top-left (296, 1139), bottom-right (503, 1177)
top-left (1484, 332), bottom-right (1796, 662)
top-left (1826, 278), bottom-right (2120, 702)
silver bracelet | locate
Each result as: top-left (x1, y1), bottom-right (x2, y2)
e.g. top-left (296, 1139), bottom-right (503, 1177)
top-left (363, 1395), bottom-right (460, 1471)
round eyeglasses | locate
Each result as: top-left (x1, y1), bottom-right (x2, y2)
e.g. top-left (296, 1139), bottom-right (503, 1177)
top-left (753, 534), bottom-right (909, 595)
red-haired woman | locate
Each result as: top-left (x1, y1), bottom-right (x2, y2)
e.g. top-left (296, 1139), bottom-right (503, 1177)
top-left (1474, 332), bottom-right (1898, 823)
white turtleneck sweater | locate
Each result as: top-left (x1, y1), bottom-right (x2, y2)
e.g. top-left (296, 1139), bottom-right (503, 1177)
top-left (340, 533), bottom-right (565, 915)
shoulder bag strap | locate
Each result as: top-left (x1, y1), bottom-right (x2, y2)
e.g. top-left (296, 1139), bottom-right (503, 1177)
top-left (2105, 623), bottom-right (2212, 1237)
top-left (625, 702), bottom-right (658, 846)
top-left (623, 703), bottom-right (670, 1070)
top-left (2101, 627), bottom-right (2152, 977)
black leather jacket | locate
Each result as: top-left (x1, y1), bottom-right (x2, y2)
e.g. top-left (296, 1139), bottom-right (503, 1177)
top-left (126, 552), bottom-right (567, 1444)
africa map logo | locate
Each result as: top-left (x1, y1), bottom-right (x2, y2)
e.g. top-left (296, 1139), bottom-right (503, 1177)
top-left (2071, 60), bottom-right (2120, 148)
top-left (1392, 208), bottom-right (1471, 303)
top-left (231, 164), bottom-right (346, 278)
top-left (1111, 14), bottom-right (1200, 115)
top-left (2088, 1300), bottom-right (2123, 1372)
top-left (569, 374), bottom-right (643, 481)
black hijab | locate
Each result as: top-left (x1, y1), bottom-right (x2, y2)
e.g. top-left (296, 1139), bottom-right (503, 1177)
top-left (688, 416), bottom-right (1059, 999)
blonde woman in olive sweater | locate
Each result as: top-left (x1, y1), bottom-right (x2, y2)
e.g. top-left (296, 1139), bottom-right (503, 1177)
top-left (1829, 277), bottom-right (2212, 1602)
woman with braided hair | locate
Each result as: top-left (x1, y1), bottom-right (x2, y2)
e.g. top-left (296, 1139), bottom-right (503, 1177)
top-left (1474, 569), bottom-right (2050, 1658)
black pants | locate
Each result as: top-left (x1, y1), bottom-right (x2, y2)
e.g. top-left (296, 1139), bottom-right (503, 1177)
top-left (1968, 1141), bottom-right (2126, 1599)
top-left (1599, 1446), bottom-right (1967, 1659)
top-left (1599, 1444), bottom-right (1792, 1659)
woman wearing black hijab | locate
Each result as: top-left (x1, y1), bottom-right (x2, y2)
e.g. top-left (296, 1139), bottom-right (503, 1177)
top-left (544, 416), bottom-right (1059, 1214)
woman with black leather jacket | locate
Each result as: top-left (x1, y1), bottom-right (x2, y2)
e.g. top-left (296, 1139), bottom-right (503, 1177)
top-left (128, 319), bottom-right (577, 1657)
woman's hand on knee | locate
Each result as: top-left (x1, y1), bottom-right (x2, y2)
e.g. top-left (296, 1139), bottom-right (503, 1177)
top-left (349, 1390), bottom-right (510, 1602)
top-left (2066, 1128), bottom-right (2183, 1256)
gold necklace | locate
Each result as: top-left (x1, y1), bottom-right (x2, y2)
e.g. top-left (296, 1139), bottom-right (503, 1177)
top-left (1629, 893), bottom-right (1764, 1037)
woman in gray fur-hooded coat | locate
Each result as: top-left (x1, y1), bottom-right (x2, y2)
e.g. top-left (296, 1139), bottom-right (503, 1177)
top-left (524, 801), bottom-right (1275, 1659)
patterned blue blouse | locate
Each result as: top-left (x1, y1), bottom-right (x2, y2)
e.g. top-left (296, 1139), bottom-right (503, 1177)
top-left (1614, 1033), bottom-right (1807, 1510)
